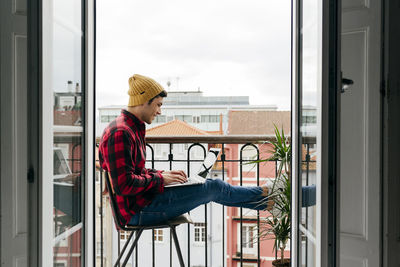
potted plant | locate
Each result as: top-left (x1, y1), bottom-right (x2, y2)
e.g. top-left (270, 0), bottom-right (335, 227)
top-left (248, 126), bottom-right (291, 267)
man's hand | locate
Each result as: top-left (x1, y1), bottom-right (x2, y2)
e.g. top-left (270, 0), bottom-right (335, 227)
top-left (162, 170), bottom-right (187, 185)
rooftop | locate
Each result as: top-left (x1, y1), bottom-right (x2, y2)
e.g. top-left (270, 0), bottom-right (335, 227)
top-left (146, 119), bottom-right (212, 136)
top-left (228, 110), bottom-right (291, 135)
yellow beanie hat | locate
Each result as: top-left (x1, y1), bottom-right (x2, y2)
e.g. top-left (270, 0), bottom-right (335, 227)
top-left (127, 74), bottom-right (165, 106)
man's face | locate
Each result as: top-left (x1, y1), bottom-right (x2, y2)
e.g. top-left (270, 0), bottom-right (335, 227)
top-left (142, 97), bottom-right (163, 124)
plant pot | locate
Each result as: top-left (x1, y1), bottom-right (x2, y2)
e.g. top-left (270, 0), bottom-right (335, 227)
top-left (272, 258), bottom-right (290, 267)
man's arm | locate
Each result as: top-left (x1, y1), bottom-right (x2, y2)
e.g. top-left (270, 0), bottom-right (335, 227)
top-left (106, 130), bottom-right (164, 196)
top-left (144, 168), bottom-right (187, 185)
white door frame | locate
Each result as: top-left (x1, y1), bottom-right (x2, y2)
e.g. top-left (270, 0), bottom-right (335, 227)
top-left (84, 0), bottom-right (95, 266)
top-left (40, 1), bottom-right (95, 266)
top-left (291, 0), bottom-right (341, 265)
top-left (40, 1), bottom-right (55, 264)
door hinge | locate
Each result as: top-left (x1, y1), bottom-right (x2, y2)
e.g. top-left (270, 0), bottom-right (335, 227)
top-left (28, 167), bottom-right (34, 183)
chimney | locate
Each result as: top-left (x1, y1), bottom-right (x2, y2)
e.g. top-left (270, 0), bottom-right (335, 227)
top-left (219, 114), bottom-right (223, 134)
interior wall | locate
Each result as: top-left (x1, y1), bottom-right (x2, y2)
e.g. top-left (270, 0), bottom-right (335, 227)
top-left (383, 0), bottom-right (400, 265)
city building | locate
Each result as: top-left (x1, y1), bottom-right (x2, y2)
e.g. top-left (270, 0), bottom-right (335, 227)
top-left (97, 91), bottom-right (277, 136)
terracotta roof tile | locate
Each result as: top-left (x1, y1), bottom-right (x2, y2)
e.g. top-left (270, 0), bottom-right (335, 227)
top-left (147, 120), bottom-right (211, 136)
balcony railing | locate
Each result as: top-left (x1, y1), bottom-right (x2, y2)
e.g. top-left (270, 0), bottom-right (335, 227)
top-left (95, 135), bottom-right (316, 267)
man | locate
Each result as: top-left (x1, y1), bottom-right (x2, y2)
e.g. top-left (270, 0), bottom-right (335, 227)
top-left (99, 74), bottom-right (273, 226)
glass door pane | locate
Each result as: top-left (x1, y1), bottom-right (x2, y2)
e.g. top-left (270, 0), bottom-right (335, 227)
top-left (51, 1), bottom-right (85, 266)
top-left (296, 0), bottom-right (322, 265)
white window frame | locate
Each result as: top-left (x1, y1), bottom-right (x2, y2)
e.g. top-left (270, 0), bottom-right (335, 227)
top-left (96, 241), bottom-right (105, 256)
top-left (153, 229), bottom-right (164, 243)
top-left (119, 230), bottom-right (130, 241)
top-left (193, 116), bottom-right (200, 123)
top-left (194, 222), bottom-right (206, 244)
top-left (236, 223), bottom-right (257, 255)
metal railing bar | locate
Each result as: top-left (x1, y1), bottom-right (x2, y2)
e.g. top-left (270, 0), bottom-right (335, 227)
top-left (117, 230), bottom-right (121, 267)
top-left (152, 229), bottom-right (155, 267)
top-left (169, 143), bottom-right (173, 267)
top-left (305, 143), bottom-right (311, 265)
top-left (135, 232), bottom-right (138, 266)
top-left (256, 146), bottom-right (261, 267)
top-left (95, 135), bottom-right (316, 144)
top-left (147, 144), bottom-right (156, 267)
top-left (205, 204), bottom-right (208, 267)
top-left (146, 135), bottom-right (315, 143)
top-left (239, 145), bottom-right (243, 267)
top-left (222, 144), bottom-right (225, 267)
top-left (145, 158), bottom-right (273, 163)
top-left (100, 169), bottom-right (104, 267)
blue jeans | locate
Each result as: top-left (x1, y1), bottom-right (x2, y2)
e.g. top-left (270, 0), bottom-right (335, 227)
top-left (128, 178), bottom-right (267, 225)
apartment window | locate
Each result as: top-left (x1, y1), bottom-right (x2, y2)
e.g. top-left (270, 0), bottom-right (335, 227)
top-left (154, 115), bottom-right (166, 123)
top-left (194, 223), bottom-right (206, 243)
top-left (302, 115), bottom-right (317, 124)
top-left (100, 115), bottom-right (117, 123)
top-left (151, 144), bottom-right (168, 159)
top-left (167, 116), bottom-right (174, 122)
top-left (153, 229), bottom-right (164, 242)
top-left (97, 205), bottom-right (105, 217)
top-left (96, 241), bottom-right (104, 256)
top-left (200, 115), bottom-right (219, 123)
top-left (237, 224), bottom-right (257, 255)
top-left (242, 225), bottom-right (255, 248)
top-left (119, 230), bottom-right (130, 241)
top-left (95, 170), bottom-right (100, 183)
top-left (193, 116), bottom-right (200, 123)
top-left (175, 115), bottom-right (193, 122)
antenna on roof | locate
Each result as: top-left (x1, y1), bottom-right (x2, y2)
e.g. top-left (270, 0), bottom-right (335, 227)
top-left (166, 80), bottom-right (171, 91)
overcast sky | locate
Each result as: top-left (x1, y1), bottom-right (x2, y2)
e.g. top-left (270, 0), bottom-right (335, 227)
top-left (96, 0), bottom-right (292, 110)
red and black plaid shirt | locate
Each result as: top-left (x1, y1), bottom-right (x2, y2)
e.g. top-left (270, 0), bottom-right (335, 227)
top-left (99, 110), bottom-right (164, 225)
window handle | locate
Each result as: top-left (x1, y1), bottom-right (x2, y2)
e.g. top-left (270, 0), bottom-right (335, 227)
top-left (341, 78), bottom-right (354, 93)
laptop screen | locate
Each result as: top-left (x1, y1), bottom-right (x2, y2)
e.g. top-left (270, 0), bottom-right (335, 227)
top-left (53, 148), bottom-right (72, 176)
top-left (197, 148), bottom-right (220, 178)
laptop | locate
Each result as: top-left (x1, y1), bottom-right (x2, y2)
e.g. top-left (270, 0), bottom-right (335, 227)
top-left (53, 147), bottom-right (72, 179)
top-left (165, 148), bottom-right (221, 188)
top-left (53, 147), bottom-right (76, 186)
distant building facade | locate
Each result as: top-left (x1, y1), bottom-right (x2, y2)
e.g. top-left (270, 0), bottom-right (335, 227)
top-left (97, 91), bottom-right (277, 136)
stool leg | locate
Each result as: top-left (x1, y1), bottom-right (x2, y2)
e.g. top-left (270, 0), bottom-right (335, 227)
top-left (114, 231), bottom-right (135, 267)
top-left (122, 228), bottom-right (144, 267)
top-left (170, 226), bottom-right (185, 267)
